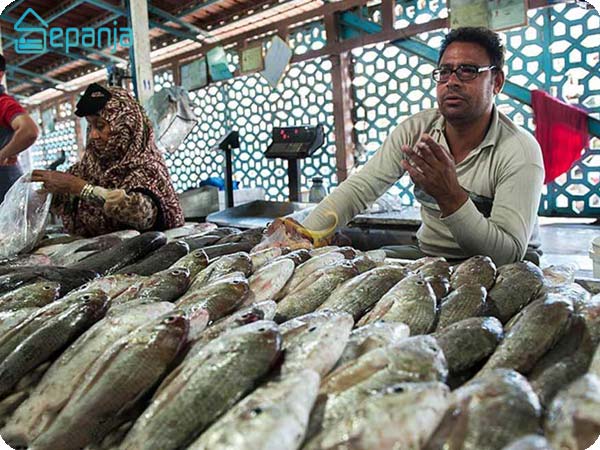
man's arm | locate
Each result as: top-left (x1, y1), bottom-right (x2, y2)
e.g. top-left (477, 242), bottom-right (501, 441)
top-left (303, 126), bottom-right (409, 231)
top-left (0, 114), bottom-right (39, 162)
top-left (441, 141), bottom-right (544, 266)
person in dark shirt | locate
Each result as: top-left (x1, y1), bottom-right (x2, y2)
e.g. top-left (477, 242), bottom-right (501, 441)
top-left (0, 54), bottom-right (40, 203)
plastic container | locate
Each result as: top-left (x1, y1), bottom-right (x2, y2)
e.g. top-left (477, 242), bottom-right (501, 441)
top-left (309, 177), bottom-right (328, 203)
top-left (590, 236), bottom-right (600, 278)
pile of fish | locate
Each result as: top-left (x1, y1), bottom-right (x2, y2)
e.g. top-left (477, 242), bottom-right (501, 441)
top-left (0, 224), bottom-right (599, 450)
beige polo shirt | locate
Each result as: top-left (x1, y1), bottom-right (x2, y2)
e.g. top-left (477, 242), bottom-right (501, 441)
top-left (303, 106), bottom-right (544, 266)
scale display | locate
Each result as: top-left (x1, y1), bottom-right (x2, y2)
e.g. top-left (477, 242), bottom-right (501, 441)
top-left (265, 124), bottom-right (324, 160)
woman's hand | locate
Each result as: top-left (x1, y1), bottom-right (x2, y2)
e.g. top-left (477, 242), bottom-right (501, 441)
top-left (31, 170), bottom-right (87, 196)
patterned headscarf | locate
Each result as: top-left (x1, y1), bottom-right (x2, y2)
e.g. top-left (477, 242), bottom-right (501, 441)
top-left (58, 87), bottom-right (184, 236)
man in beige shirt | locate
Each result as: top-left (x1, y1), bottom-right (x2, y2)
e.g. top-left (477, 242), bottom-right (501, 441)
top-left (304, 27), bottom-right (544, 267)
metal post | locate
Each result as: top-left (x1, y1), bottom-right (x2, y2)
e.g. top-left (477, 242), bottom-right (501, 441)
top-left (125, 0), bottom-right (154, 109)
top-left (288, 159), bottom-right (301, 202)
top-left (225, 147), bottom-right (234, 208)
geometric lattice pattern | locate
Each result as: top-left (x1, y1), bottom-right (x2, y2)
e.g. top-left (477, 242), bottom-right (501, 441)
top-left (157, 21), bottom-right (336, 200)
top-left (27, 3), bottom-right (599, 217)
top-left (350, 2), bottom-right (599, 216)
top-left (29, 101), bottom-right (78, 172)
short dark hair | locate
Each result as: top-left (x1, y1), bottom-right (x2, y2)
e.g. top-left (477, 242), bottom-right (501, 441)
top-left (438, 27), bottom-right (505, 70)
top-left (0, 54), bottom-right (5, 72)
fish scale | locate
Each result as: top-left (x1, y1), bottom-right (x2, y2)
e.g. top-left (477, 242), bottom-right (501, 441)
top-left (357, 273), bottom-right (437, 334)
top-left (275, 262), bottom-right (358, 322)
top-left (119, 321), bottom-right (282, 450)
top-left (317, 265), bottom-right (410, 320)
top-left (0, 290), bottom-right (109, 400)
top-left (29, 312), bottom-right (189, 450)
top-left (436, 284), bottom-right (488, 330)
top-left (2, 302), bottom-right (175, 447)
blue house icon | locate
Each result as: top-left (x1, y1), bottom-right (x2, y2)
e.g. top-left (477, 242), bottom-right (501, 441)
top-left (14, 8), bottom-right (49, 55)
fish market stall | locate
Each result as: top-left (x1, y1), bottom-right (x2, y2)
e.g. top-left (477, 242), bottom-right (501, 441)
top-left (0, 224), bottom-right (598, 449)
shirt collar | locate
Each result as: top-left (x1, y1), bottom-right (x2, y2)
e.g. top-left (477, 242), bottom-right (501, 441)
top-left (432, 105), bottom-right (500, 152)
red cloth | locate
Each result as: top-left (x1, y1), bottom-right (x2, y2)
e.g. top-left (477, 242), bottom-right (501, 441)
top-left (531, 89), bottom-right (589, 184)
top-left (0, 94), bottom-right (26, 128)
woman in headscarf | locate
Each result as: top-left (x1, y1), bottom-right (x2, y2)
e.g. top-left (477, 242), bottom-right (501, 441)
top-left (31, 83), bottom-right (184, 237)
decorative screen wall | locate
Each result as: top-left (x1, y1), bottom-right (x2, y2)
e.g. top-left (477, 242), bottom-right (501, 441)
top-left (28, 100), bottom-right (79, 172)
top-left (29, 2), bottom-right (599, 217)
top-left (350, 1), bottom-right (599, 216)
top-left (157, 21), bottom-right (336, 200)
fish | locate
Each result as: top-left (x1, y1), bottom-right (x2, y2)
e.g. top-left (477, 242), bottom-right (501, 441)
top-left (317, 265), bottom-right (411, 320)
top-left (0, 308), bottom-right (39, 340)
top-left (250, 247), bottom-right (288, 270)
top-left (190, 251), bottom-right (253, 290)
top-left (542, 264), bottom-right (576, 287)
top-left (271, 248), bottom-right (312, 266)
top-left (0, 288), bottom-right (107, 363)
top-left (277, 252), bottom-right (346, 299)
top-left (0, 289), bottom-right (109, 400)
top-left (305, 382), bottom-right (449, 450)
top-left (176, 274), bottom-right (249, 323)
top-left (202, 242), bottom-right (256, 259)
top-left (529, 314), bottom-right (594, 409)
top-left (74, 273), bottom-right (143, 300)
top-left (0, 267), bottom-right (98, 296)
top-left (416, 258), bottom-right (451, 300)
top-left (188, 301), bottom-right (277, 353)
top-left (335, 321), bottom-right (410, 368)
top-left (70, 231), bottom-right (167, 275)
top-left (501, 435), bottom-right (553, 450)
top-left (111, 267), bottom-right (191, 306)
top-left (433, 316), bottom-right (504, 376)
top-left (278, 311), bottom-right (354, 377)
top-left (0, 254), bottom-right (52, 268)
top-left (450, 255), bottom-right (497, 291)
top-left (30, 311), bottom-right (189, 450)
top-left (317, 336), bottom-right (448, 433)
top-left (356, 273), bottom-right (437, 334)
top-left (545, 374), bottom-right (600, 450)
top-left (0, 282), bottom-right (61, 312)
top-left (406, 256), bottom-right (445, 272)
top-left (187, 370), bottom-right (320, 450)
top-left (479, 294), bottom-right (574, 375)
top-left (2, 302), bottom-right (175, 447)
top-left (425, 369), bottom-right (541, 450)
top-left (349, 254), bottom-right (379, 273)
top-left (275, 262), bottom-right (359, 322)
top-left (168, 249), bottom-right (209, 279)
top-left (215, 227), bottom-right (265, 247)
top-left (119, 321), bottom-right (282, 450)
top-left (436, 284), bottom-right (488, 329)
top-left (488, 261), bottom-right (545, 323)
top-left (164, 223), bottom-right (217, 241)
top-left (247, 259), bottom-right (295, 304)
top-left (181, 234), bottom-right (221, 251)
top-left (115, 240), bottom-right (190, 275)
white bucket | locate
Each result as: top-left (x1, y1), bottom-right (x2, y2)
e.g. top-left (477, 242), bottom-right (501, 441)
top-left (591, 236), bottom-right (600, 278)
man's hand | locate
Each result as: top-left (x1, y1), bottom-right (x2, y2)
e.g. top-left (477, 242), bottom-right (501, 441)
top-left (30, 170), bottom-right (87, 196)
top-left (401, 133), bottom-right (468, 217)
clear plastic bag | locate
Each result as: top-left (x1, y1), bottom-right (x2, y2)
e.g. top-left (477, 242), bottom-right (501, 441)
top-left (0, 173), bottom-right (52, 258)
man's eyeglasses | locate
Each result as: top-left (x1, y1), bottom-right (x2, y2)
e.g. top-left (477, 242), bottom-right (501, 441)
top-left (432, 64), bottom-right (497, 83)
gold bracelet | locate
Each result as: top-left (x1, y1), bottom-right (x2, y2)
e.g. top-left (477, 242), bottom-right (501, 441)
top-left (80, 184), bottom-right (94, 200)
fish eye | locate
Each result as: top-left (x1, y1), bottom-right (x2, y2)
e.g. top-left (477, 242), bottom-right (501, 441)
top-left (43, 285), bottom-right (52, 290)
top-left (308, 326), bottom-right (317, 333)
top-left (258, 327), bottom-right (266, 332)
top-left (392, 385), bottom-right (405, 393)
top-left (82, 294), bottom-right (91, 300)
top-left (416, 281), bottom-right (424, 286)
top-left (251, 407), bottom-right (263, 416)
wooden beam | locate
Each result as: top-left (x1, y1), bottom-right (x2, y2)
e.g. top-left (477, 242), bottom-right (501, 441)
top-left (381, 0), bottom-right (395, 33)
top-left (325, 12), bottom-right (355, 183)
top-left (157, 0), bottom-right (372, 68)
top-left (293, 18), bottom-right (447, 64)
